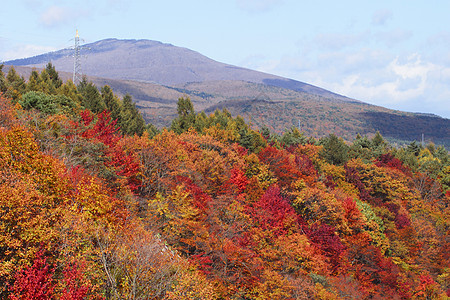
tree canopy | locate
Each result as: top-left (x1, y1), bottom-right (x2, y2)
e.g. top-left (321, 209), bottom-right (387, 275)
top-left (0, 65), bottom-right (449, 299)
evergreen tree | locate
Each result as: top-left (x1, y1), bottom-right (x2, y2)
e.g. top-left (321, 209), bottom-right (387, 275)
top-left (59, 80), bottom-right (83, 108)
top-left (37, 68), bottom-right (56, 94)
top-left (372, 131), bottom-right (386, 148)
top-left (280, 126), bottom-right (305, 147)
top-left (146, 123), bottom-right (160, 139)
top-left (349, 134), bottom-right (373, 162)
top-left (101, 85), bottom-right (122, 123)
top-left (238, 127), bottom-right (266, 153)
top-left (320, 133), bottom-right (349, 165)
top-left (45, 62), bottom-right (62, 89)
top-left (77, 77), bottom-right (105, 113)
top-left (170, 97), bottom-right (196, 134)
top-left (406, 141), bottom-right (421, 156)
top-left (354, 134), bottom-right (372, 149)
top-left (194, 111), bottom-right (208, 132)
top-left (260, 125), bottom-right (271, 140)
top-left (120, 94), bottom-right (145, 136)
top-left (19, 91), bottom-right (74, 115)
top-left (371, 131), bottom-right (388, 157)
top-left (26, 70), bottom-right (41, 92)
top-left (210, 108), bottom-right (231, 128)
top-left (394, 147), bottom-right (419, 171)
top-left (434, 145), bottom-right (449, 166)
top-left (0, 64), bottom-right (7, 93)
top-left (5, 67), bottom-right (26, 102)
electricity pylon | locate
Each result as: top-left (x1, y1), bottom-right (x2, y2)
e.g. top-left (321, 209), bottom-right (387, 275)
top-left (72, 29), bottom-right (88, 84)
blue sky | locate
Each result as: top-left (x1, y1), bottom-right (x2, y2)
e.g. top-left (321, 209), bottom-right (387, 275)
top-left (1, 0), bottom-right (449, 118)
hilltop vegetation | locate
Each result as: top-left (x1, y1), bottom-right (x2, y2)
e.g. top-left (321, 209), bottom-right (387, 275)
top-left (0, 64), bottom-right (449, 299)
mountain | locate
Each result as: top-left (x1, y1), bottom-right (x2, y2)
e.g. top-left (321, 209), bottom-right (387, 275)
top-left (4, 39), bottom-right (449, 147)
top-left (5, 39), bottom-right (350, 101)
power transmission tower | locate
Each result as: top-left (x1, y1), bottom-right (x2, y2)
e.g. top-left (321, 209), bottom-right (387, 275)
top-left (72, 29), bottom-right (88, 84)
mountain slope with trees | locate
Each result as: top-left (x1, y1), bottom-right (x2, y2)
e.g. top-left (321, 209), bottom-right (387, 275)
top-left (0, 64), bottom-right (449, 299)
top-left (5, 64), bottom-right (450, 149)
top-left (4, 38), bottom-right (449, 147)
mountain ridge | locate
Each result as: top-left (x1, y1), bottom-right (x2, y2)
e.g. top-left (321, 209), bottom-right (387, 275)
top-left (4, 38), bottom-right (352, 101)
top-left (3, 39), bottom-right (449, 147)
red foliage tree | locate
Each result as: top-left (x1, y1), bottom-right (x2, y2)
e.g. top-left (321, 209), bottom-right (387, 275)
top-left (305, 223), bottom-right (346, 273)
top-left (247, 185), bottom-right (297, 236)
top-left (346, 234), bottom-right (405, 297)
top-left (342, 197), bottom-right (363, 229)
top-left (9, 251), bottom-right (95, 300)
top-left (80, 110), bottom-right (120, 146)
top-left (376, 153), bottom-right (411, 176)
top-left (176, 175), bottom-right (212, 213)
top-left (8, 249), bottom-right (55, 300)
top-left (258, 146), bottom-right (300, 188)
top-left (71, 109), bottom-right (141, 192)
top-left (294, 153), bottom-right (318, 186)
top-left (60, 263), bottom-right (91, 300)
top-left (229, 167), bottom-right (249, 194)
top-left (344, 164), bottom-right (386, 207)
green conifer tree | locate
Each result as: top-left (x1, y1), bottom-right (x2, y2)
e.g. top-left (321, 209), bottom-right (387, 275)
top-left (45, 62), bottom-right (62, 89)
top-left (5, 67), bottom-right (26, 102)
top-left (101, 85), bottom-right (122, 123)
top-left (280, 126), bottom-right (305, 147)
top-left (77, 77), bottom-right (106, 113)
top-left (170, 97), bottom-right (196, 134)
top-left (120, 94), bottom-right (145, 136)
top-left (320, 133), bottom-right (349, 165)
top-left (26, 70), bottom-right (41, 92)
top-left (0, 64), bottom-right (6, 93)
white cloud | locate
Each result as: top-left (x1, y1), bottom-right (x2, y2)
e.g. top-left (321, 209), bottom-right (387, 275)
top-left (1, 44), bottom-right (56, 61)
top-left (236, 0), bottom-right (284, 13)
top-left (326, 54), bottom-right (450, 117)
top-left (324, 54), bottom-right (430, 103)
top-left (372, 9), bottom-right (393, 26)
top-left (40, 6), bottom-right (71, 27)
top-left (253, 48), bottom-right (450, 118)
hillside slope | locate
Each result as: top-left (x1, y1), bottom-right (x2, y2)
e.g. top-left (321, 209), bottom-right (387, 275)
top-left (4, 38), bottom-right (350, 101)
top-left (3, 38), bottom-right (449, 147)
top-left (5, 64), bottom-right (450, 148)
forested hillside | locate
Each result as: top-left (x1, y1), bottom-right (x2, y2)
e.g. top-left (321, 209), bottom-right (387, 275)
top-left (1, 64), bottom-right (449, 299)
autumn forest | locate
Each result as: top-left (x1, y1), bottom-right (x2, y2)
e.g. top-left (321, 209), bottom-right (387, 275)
top-left (0, 64), bottom-right (449, 299)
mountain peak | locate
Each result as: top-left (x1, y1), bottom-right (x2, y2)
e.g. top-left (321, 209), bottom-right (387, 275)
top-left (3, 38), bottom-right (348, 100)
top-left (3, 39), bottom-right (449, 146)
top-left (87, 38), bottom-right (169, 50)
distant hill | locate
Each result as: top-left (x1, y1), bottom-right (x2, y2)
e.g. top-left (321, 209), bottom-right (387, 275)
top-left (4, 39), bottom-right (449, 148)
top-left (4, 39), bottom-right (350, 101)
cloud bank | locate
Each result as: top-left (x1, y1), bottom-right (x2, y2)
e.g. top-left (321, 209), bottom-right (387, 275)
top-left (243, 29), bottom-right (450, 118)
top-left (2, 44), bottom-right (56, 61)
